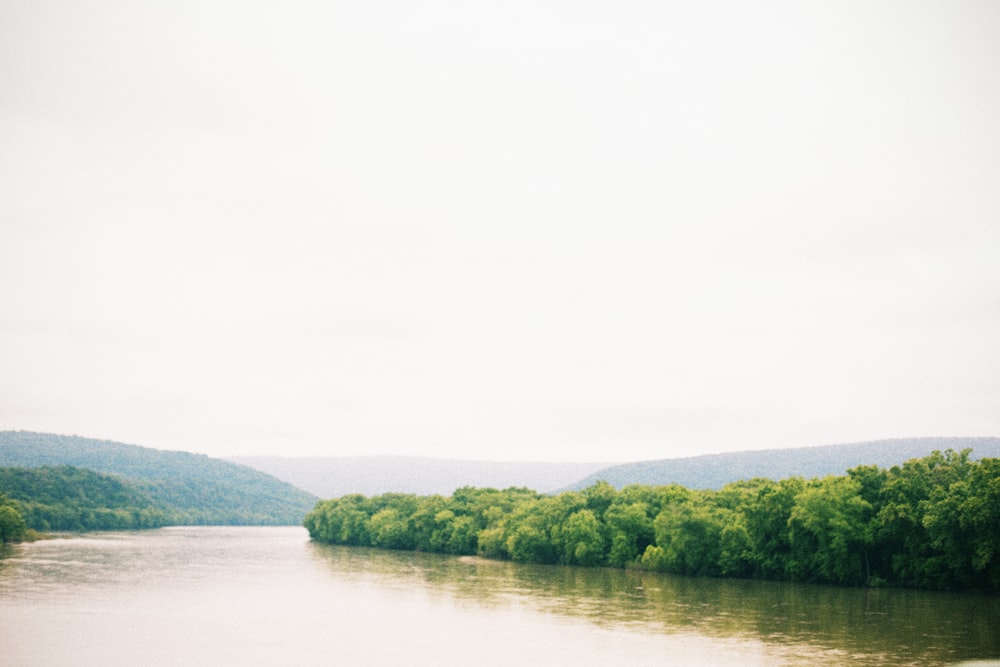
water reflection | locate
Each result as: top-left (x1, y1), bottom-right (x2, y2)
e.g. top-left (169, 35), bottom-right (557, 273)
top-left (307, 542), bottom-right (1000, 666)
top-left (2, 529), bottom-right (997, 667)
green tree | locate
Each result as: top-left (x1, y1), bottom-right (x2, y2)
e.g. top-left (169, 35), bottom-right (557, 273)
top-left (408, 495), bottom-right (449, 551)
top-left (787, 476), bottom-right (872, 585)
top-left (920, 455), bottom-right (1000, 589)
top-left (476, 524), bottom-right (510, 559)
top-left (604, 501), bottom-right (654, 567)
top-left (560, 509), bottom-right (607, 566)
top-left (638, 544), bottom-right (668, 571)
top-left (741, 477), bottom-right (802, 579)
top-left (447, 515), bottom-right (478, 554)
top-left (307, 494), bottom-right (374, 545)
top-left (0, 502), bottom-right (27, 543)
top-left (652, 491), bottom-right (725, 577)
top-left (505, 496), bottom-right (559, 564)
top-left (961, 458), bottom-right (1000, 589)
top-left (368, 508), bottom-right (415, 550)
top-left (874, 449), bottom-right (973, 588)
top-left (583, 481), bottom-right (617, 518)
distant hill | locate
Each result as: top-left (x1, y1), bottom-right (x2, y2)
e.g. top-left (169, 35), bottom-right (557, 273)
top-left (227, 456), bottom-right (614, 498)
top-left (562, 437), bottom-right (1000, 491)
top-left (0, 431), bottom-right (317, 525)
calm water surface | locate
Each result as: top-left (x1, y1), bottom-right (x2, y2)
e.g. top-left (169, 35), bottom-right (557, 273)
top-left (1, 527), bottom-right (997, 666)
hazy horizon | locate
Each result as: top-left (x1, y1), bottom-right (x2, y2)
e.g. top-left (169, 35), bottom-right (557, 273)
top-left (4, 430), bottom-right (997, 467)
top-left (2, 0), bottom-right (998, 462)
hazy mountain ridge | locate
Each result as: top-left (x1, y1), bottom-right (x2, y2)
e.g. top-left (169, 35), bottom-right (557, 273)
top-left (227, 456), bottom-right (615, 498)
top-left (563, 437), bottom-right (1000, 491)
top-left (0, 431), bottom-right (317, 525)
top-left (6, 432), bottom-right (996, 517)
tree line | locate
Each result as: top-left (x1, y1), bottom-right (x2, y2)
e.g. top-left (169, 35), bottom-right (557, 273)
top-left (305, 449), bottom-right (1000, 592)
top-left (0, 466), bottom-right (175, 534)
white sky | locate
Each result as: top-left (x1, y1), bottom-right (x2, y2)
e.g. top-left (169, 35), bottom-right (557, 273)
top-left (1, 0), bottom-right (998, 461)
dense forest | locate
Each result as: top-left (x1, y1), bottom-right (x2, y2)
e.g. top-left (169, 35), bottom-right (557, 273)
top-left (0, 431), bottom-right (317, 525)
top-left (306, 450), bottom-right (1000, 592)
top-left (0, 466), bottom-right (174, 532)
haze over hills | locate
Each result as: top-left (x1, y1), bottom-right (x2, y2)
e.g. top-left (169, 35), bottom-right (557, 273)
top-left (229, 437), bottom-right (1000, 499)
top-left (226, 456), bottom-right (614, 498)
top-left (0, 431), bottom-right (317, 525)
top-left (5, 431), bottom-right (997, 516)
top-left (562, 437), bottom-right (1000, 491)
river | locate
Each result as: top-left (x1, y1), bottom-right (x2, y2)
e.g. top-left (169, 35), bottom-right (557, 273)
top-left (0, 526), bottom-right (996, 666)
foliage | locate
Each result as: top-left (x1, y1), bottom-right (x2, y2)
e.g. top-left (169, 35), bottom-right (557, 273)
top-left (305, 450), bottom-right (1000, 592)
top-left (0, 431), bottom-right (317, 525)
top-left (0, 492), bottom-right (27, 543)
top-left (0, 466), bottom-right (174, 532)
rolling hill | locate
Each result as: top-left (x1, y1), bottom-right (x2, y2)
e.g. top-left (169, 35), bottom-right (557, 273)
top-left (0, 431), bottom-right (317, 525)
top-left (227, 456), bottom-right (614, 498)
top-left (562, 437), bottom-right (1000, 491)
top-left (0, 465), bottom-right (174, 531)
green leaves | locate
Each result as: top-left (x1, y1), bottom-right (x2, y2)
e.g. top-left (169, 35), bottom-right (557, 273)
top-left (0, 503), bottom-right (27, 544)
top-left (786, 476), bottom-right (871, 585)
top-left (303, 450), bottom-right (1000, 592)
top-left (0, 466), bottom-right (174, 532)
top-left (0, 432), bottom-right (318, 526)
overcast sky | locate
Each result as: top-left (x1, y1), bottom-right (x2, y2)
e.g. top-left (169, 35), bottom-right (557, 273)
top-left (1, 0), bottom-right (998, 462)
